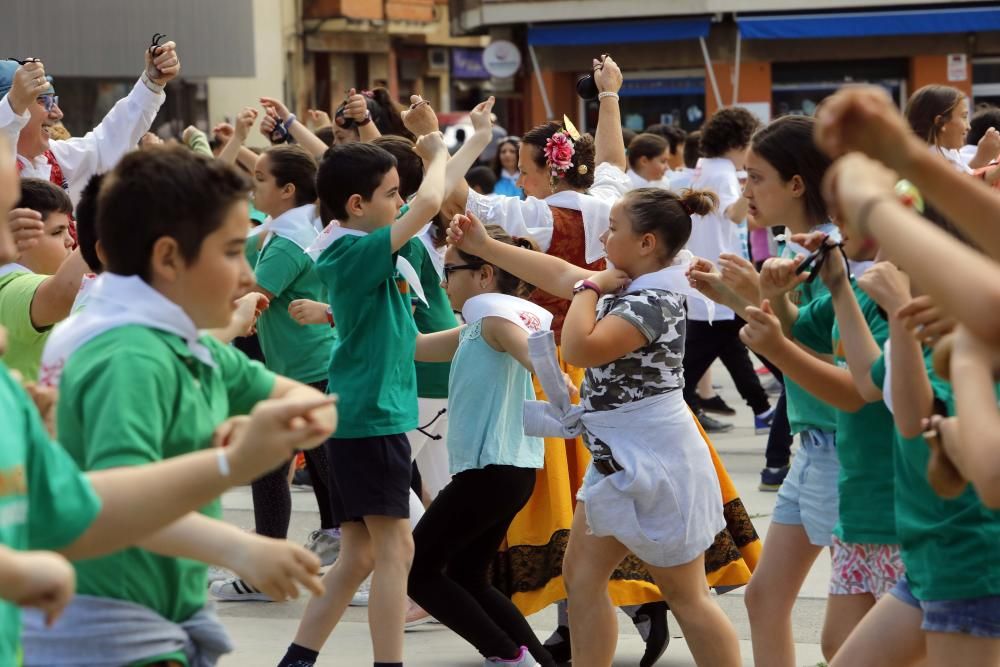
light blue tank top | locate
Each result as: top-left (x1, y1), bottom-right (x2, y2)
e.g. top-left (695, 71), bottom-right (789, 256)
top-left (447, 319), bottom-right (544, 474)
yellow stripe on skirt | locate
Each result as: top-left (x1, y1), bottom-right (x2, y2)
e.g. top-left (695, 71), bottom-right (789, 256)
top-left (490, 348), bottom-right (761, 616)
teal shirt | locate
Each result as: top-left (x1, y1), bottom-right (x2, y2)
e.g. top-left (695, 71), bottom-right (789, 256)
top-left (317, 226), bottom-right (419, 437)
top-left (794, 283), bottom-right (897, 545)
top-left (0, 363), bottom-right (101, 666)
top-left (399, 238), bottom-right (457, 399)
top-left (446, 319), bottom-right (544, 473)
top-left (254, 236), bottom-right (336, 384)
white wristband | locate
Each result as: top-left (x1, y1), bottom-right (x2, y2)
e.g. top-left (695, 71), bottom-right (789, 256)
top-left (598, 91), bottom-right (619, 101)
top-left (140, 71), bottom-right (165, 95)
top-left (216, 447), bottom-right (231, 478)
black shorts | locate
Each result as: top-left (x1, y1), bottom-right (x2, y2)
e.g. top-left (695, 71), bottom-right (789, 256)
top-left (323, 434), bottom-right (412, 522)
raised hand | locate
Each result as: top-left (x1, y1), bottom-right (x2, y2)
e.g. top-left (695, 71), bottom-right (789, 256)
top-left (342, 88), bottom-right (369, 122)
top-left (230, 291), bottom-right (269, 336)
top-left (717, 253), bottom-right (761, 305)
top-left (8, 60), bottom-right (50, 115)
top-left (856, 262), bottom-right (910, 314)
top-left (469, 97), bottom-right (496, 134)
top-left (821, 153), bottom-right (898, 239)
top-left (413, 130), bottom-right (447, 163)
top-left (897, 295), bottom-right (956, 347)
top-left (593, 54), bottom-right (623, 94)
top-left (814, 85), bottom-right (914, 168)
top-left (233, 107), bottom-right (259, 142)
top-left (686, 257), bottom-right (729, 304)
top-left (212, 123), bottom-right (234, 143)
top-left (227, 395), bottom-right (338, 477)
top-left (8, 208), bottom-right (44, 253)
top-left (447, 213), bottom-right (489, 254)
top-left (587, 268), bottom-right (631, 294)
top-left (259, 96), bottom-right (291, 121)
top-left (759, 257), bottom-right (807, 300)
top-left (401, 95), bottom-right (439, 137)
top-left (973, 127), bottom-right (1000, 168)
top-left (144, 40), bottom-right (181, 86)
top-left (739, 299), bottom-right (786, 358)
top-left (307, 109), bottom-right (332, 128)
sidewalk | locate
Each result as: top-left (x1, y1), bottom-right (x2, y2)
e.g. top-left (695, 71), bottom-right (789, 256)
top-left (215, 368), bottom-right (830, 666)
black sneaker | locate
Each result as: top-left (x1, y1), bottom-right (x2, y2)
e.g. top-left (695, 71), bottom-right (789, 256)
top-left (699, 395), bottom-right (736, 416)
top-left (759, 464), bottom-right (789, 491)
top-left (543, 625), bottom-right (571, 666)
top-left (628, 601), bottom-right (670, 667)
top-left (696, 410), bottom-right (734, 433)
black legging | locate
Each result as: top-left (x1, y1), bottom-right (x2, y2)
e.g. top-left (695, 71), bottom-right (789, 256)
top-left (753, 355), bottom-right (794, 469)
top-left (408, 465), bottom-right (554, 667)
top-left (683, 318), bottom-right (771, 415)
top-left (250, 379), bottom-right (336, 538)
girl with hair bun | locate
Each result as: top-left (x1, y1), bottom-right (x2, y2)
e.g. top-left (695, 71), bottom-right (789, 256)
top-left (448, 186), bottom-right (742, 666)
top-left (904, 85), bottom-right (972, 174)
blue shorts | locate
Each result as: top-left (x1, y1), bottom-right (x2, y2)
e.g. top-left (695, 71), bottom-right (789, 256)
top-left (772, 429), bottom-right (839, 547)
top-left (891, 576), bottom-right (1000, 638)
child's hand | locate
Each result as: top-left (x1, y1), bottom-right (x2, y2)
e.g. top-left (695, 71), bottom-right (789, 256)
top-left (233, 107), bottom-right (259, 142)
top-left (759, 257), bottom-right (807, 300)
top-left (788, 233), bottom-right (848, 289)
top-left (212, 122), bottom-right (234, 143)
top-left (342, 88), bottom-right (369, 123)
top-left (717, 253), bottom-right (760, 305)
top-left (814, 85), bottom-right (914, 168)
top-left (687, 257), bottom-right (728, 304)
top-left (260, 110), bottom-right (280, 142)
top-left (469, 97), bottom-right (496, 134)
top-left (307, 109), bottom-right (332, 128)
top-left (587, 268), bottom-right (630, 294)
top-left (447, 213), bottom-right (489, 254)
top-left (562, 372), bottom-right (579, 400)
top-left (414, 131), bottom-right (447, 162)
top-left (401, 95), bottom-right (439, 137)
top-left (288, 299), bottom-right (330, 326)
top-left (857, 261), bottom-right (910, 314)
top-left (259, 96), bottom-right (291, 121)
top-left (230, 395), bottom-right (338, 474)
top-left (973, 127), bottom-right (1000, 167)
top-left (1, 550), bottom-right (75, 627)
top-left (897, 295), bottom-right (956, 346)
top-left (8, 208), bottom-right (44, 253)
top-left (739, 299), bottom-right (786, 358)
top-left (922, 414), bottom-right (967, 499)
top-left (231, 291), bottom-right (269, 337)
top-left (225, 534), bottom-right (324, 601)
top-left (821, 153), bottom-right (899, 238)
top-left (212, 415), bottom-right (250, 449)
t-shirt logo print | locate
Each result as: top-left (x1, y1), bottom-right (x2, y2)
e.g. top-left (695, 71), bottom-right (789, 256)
top-left (518, 311), bottom-right (541, 332)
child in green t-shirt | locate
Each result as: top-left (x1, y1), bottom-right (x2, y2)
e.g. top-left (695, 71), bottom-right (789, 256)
top-left (278, 131), bottom-right (449, 667)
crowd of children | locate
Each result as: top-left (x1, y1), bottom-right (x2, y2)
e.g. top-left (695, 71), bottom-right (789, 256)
top-left (0, 38), bottom-right (998, 667)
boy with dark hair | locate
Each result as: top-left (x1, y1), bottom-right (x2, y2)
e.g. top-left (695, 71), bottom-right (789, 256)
top-left (466, 165), bottom-right (497, 195)
top-left (644, 122), bottom-right (687, 170)
top-left (19, 145), bottom-right (339, 665)
top-left (280, 132), bottom-right (449, 667)
top-left (683, 107), bottom-right (773, 434)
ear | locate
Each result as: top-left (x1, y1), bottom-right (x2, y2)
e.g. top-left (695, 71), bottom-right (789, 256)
top-left (480, 263), bottom-right (496, 288)
top-left (640, 231), bottom-right (658, 256)
top-left (346, 193), bottom-right (365, 218)
top-left (95, 240), bottom-right (108, 268)
top-left (281, 182), bottom-right (296, 201)
top-left (149, 236), bottom-right (182, 283)
top-left (789, 174), bottom-right (806, 199)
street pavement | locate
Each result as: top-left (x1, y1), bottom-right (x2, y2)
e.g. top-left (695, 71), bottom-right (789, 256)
top-left (215, 367), bottom-right (830, 666)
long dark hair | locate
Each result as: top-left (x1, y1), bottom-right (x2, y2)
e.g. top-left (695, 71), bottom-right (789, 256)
top-left (905, 85), bottom-right (964, 146)
top-left (492, 137), bottom-right (521, 180)
top-left (750, 116), bottom-right (831, 225)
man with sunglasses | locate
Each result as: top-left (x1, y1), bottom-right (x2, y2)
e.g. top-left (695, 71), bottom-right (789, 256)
top-left (0, 40), bottom-right (181, 209)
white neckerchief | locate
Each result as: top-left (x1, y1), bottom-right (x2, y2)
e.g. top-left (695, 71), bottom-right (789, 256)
top-left (416, 223), bottom-right (445, 280)
top-left (933, 145), bottom-right (974, 175)
top-left (621, 250), bottom-right (715, 323)
top-left (501, 168), bottom-right (520, 181)
top-left (461, 293), bottom-right (553, 334)
top-left (0, 263), bottom-right (32, 279)
top-left (305, 221), bottom-right (428, 305)
top-left (626, 170), bottom-right (670, 192)
top-left (544, 190), bottom-right (611, 266)
top-left (38, 273), bottom-right (216, 388)
top-left (248, 203), bottom-right (322, 251)
top-left (70, 273), bottom-right (98, 316)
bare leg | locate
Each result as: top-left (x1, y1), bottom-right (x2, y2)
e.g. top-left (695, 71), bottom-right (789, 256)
top-left (926, 632), bottom-right (1000, 667)
top-left (292, 522), bottom-right (374, 650)
top-left (563, 503), bottom-right (629, 667)
top-left (365, 515), bottom-right (415, 663)
top-left (744, 523), bottom-right (824, 667)
top-left (830, 594), bottom-right (926, 667)
top-left (646, 554), bottom-right (741, 667)
top-left (821, 593), bottom-right (876, 661)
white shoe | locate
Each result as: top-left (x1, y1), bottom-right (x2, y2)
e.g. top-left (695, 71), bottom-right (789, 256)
top-left (349, 577), bottom-right (371, 607)
top-left (484, 646), bottom-right (541, 666)
top-left (404, 599), bottom-right (433, 629)
top-left (209, 577), bottom-right (272, 602)
top-left (206, 565), bottom-right (231, 585)
top-left (304, 529), bottom-right (340, 567)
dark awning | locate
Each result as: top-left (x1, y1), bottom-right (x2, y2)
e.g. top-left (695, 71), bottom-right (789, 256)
top-left (527, 17), bottom-right (711, 47)
top-left (737, 6), bottom-right (1000, 40)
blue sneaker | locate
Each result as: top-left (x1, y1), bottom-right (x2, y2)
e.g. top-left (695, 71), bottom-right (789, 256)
top-left (759, 464), bottom-right (789, 491)
top-left (754, 406), bottom-right (776, 435)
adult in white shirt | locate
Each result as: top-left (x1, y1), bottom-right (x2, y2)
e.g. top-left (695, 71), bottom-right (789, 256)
top-left (0, 42), bottom-right (180, 208)
top-left (625, 132), bottom-right (672, 191)
top-left (668, 129), bottom-right (701, 193)
top-left (683, 107), bottom-right (773, 432)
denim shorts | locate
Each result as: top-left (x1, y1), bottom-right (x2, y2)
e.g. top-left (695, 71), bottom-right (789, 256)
top-left (772, 429), bottom-right (839, 547)
top-left (891, 575), bottom-right (1000, 638)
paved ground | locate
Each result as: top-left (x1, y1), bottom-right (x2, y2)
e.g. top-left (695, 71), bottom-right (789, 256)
top-left (214, 367), bottom-right (830, 666)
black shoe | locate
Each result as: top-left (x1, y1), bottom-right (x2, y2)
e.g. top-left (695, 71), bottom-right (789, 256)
top-left (759, 464), bottom-right (789, 492)
top-left (632, 602), bottom-right (670, 667)
top-left (699, 395), bottom-right (736, 416)
top-left (543, 624), bottom-right (571, 666)
top-left (695, 410), bottom-right (733, 433)
top-left (292, 468), bottom-right (312, 487)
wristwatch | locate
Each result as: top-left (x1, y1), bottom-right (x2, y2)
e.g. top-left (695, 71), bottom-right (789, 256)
top-left (572, 279), bottom-right (601, 296)
top-left (357, 110), bottom-right (372, 126)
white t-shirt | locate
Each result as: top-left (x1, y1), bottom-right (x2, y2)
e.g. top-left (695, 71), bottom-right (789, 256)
top-left (669, 167), bottom-right (696, 192)
top-left (684, 157), bottom-right (743, 321)
top-left (626, 169), bottom-right (671, 191)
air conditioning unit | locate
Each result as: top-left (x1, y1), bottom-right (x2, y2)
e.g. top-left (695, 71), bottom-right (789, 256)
top-left (428, 47), bottom-right (449, 72)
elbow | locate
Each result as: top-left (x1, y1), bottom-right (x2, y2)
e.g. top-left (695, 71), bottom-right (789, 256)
top-left (979, 482), bottom-right (1000, 510)
top-left (839, 396), bottom-right (868, 414)
top-left (895, 418), bottom-right (924, 441)
top-left (560, 339), bottom-right (593, 369)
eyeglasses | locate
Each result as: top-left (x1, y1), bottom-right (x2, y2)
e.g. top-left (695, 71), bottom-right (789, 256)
top-left (36, 95), bottom-right (58, 113)
top-left (442, 263), bottom-right (484, 281)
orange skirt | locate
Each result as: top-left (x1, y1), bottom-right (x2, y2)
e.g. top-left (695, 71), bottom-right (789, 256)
top-left (491, 349), bottom-right (761, 615)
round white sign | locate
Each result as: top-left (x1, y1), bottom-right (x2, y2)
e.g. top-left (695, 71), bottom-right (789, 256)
top-left (482, 40), bottom-right (522, 79)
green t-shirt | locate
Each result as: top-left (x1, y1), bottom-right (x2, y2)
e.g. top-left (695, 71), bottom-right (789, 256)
top-left (57, 326), bottom-right (275, 665)
top-left (890, 355), bottom-right (1000, 600)
top-left (399, 239), bottom-right (457, 399)
top-left (254, 236), bottom-right (336, 384)
top-left (0, 363), bottom-right (101, 665)
top-left (317, 226), bottom-right (419, 438)
top-left (793, 284), bottom-right (897, 545)
top-left (0, 272), bottom-right (51, 382)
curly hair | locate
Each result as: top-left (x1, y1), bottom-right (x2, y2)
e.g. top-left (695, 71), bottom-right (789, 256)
top-left (522, 121), bottom-right (595, 190)
top-left (699, 107), bottom-right (760, 158)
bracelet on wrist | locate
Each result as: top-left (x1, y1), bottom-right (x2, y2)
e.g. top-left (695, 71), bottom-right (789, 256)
top-left (356, 110), bottom-right (372, 127)
top-left (855, 195), bottom-right (894, 239)
top-left (216, 447), bottom-right (231, 478)
top-left (140, 70), bottom-right (165, 95)
top-left (597, 91), bottom-right (619, 101)
top-left (282, 114), bottom-right (296, 131)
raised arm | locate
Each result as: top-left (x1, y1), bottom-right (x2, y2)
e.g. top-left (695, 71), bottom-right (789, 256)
top-left (260, 97), bottom-right (330, 159)
top-left (444, 98), bottom-right (495, 200)
top-left (29, 249), bottom-right (91, 328)
top-left (448, 213), bottom-right (591, 299)
top-left (218, 107), bottom-right (258, 166)
top-left (592, 56), bottom-right (626, 172)
top-left (390, 132), bottom-right (449, 252)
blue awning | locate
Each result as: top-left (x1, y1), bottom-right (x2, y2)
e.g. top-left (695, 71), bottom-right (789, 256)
top-left (738, 6), bottom-right (1000, 40)
top-left (527, 17), bottom-right (711, 47)
top-left (619, 77), bottom-right (705, 98)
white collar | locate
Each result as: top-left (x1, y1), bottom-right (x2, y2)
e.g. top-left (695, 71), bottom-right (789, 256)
top-left (249, 203), bottom-right (322, 251)
top-left (416, 223), bottom-right (445, 280)
top-left (306, 221), bottom-right (428, 305)
top-left (501, 168), bottom-right (519, 180)
top-left (461, 293), bottom-right (553, 334)
top-left (542, 189), bottom-right (612, 265)
top-left (620, 250), bottom-right (715, 323)
top-left (0, 263), bottom-right (33, 278)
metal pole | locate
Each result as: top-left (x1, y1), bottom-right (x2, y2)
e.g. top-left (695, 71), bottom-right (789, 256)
top-left (528, 43), bottom-right (554, 119)
top-left (732, 28), bottom-right (742, 106)
top-left (700, 36), bottom-right (724, 112)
